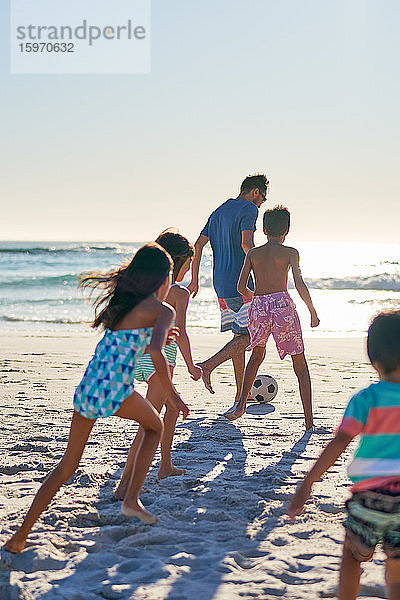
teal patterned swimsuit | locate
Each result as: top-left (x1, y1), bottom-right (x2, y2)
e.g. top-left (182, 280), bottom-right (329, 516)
top-left (73, 327), bottom-right (152, 419)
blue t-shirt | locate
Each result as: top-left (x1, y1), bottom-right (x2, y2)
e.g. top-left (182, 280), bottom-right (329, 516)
top-left (201, 198), bottom-right (258, 298)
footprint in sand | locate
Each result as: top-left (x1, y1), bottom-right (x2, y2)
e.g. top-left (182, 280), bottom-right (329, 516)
top-left (0, 464), bottom-right (33, 475)
top-left (278, 572), bottom-right (324, 585)
top-left (270, 535), bottom-right (290, 546)
top-left (293, 530), bottom-right (315, 540)
top-left (318, 503), bottom-right (345, 514)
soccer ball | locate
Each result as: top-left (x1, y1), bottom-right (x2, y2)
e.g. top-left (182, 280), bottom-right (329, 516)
top-left (250, 374), bottom-right (278, 403)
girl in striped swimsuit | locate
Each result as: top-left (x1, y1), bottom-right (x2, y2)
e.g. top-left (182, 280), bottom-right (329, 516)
top-left (115, 231), bottom-right (201, 496)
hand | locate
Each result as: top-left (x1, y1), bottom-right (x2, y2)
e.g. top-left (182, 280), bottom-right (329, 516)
top-left (166, 326), bottom-right (180, 345)
top-left (242, 289), bottom-right (254, 301)
top-left (168, 392), bottom-right (189, 420)
top-left (187, 280), bottom-right (199, 298)
top-left (310, 312), bottom-right (320, 328)
top-left (287, 481), bottom-right (312, 521)
top-left (188, 364), bottom-right (202, 381)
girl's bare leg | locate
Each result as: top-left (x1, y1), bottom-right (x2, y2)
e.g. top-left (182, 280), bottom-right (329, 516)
top-left (115, 368), bottom-right (184, 493)
top-left (224, 346), bottom-right (266, 421)
top-left (385, 558), bottom-right (400, 600)
top-left (114, 425), bottom-right (145, 500)
top-left (4, 411), bottom-right (95, 554)
top-left (158, 403), bottom-right (185, 479)
top-left (115, 392), bottom-right (163, 524)
top-left (115, 375), bottom-right (165, 498)
top-left (338, 535), bottom-right (362, 600)
top-left (157, 366), bottom-right (185, 479)
top-left (291, 353), bottom-right (313, 430)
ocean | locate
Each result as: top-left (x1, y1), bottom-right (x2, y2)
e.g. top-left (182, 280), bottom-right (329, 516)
top-left (1, 241), bottom-right (399, 338)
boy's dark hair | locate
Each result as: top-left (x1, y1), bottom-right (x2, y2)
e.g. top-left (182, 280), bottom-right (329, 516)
top-left (367, 311), bottom-right (400, 374)
top-left (263, 205), bottom-right (290, 237)
top-left (155, 230), bottom-right (194, 283)
top-left (80, 243), bottom-right (172, 330)
top-left (240, 174), bottom-right (269, 195)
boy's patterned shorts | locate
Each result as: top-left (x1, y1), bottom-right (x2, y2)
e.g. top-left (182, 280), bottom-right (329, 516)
top-left (246, 291), bottom-right (304, 359)
top-left (344, 490), bottom-right (400, 560)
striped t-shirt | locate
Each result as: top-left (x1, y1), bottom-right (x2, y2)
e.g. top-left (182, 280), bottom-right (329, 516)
top-left (338, 381), bottom-right (400, 492)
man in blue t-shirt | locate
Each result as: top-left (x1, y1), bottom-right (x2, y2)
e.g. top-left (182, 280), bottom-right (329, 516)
top-left (188, 174), bottom-right (269, 401)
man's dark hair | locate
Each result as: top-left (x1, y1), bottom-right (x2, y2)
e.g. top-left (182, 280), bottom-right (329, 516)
top-left (263, 205), bottom-right (290, 237)
top-left (240, 174), bottom-right (269, 195)
top-left (367, 311), bottom-right (400, 374)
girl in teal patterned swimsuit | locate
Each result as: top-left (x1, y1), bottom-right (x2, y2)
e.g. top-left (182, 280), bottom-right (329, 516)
top-left (5, 243), bottom-right (189, 554)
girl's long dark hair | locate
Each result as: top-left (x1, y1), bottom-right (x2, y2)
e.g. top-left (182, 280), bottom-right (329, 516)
top-left (79, 243), bottom-right (172, 330)
top-left (155, 230), bottom-right (194, 283)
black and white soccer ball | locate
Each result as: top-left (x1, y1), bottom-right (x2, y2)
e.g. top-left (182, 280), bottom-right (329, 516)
top-left (250, 374), bottom-right (278, 403)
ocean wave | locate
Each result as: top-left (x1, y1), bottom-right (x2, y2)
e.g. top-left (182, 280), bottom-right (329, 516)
top-left (0, 315), bottom-right (86, 325)
top-left (0, 297), bottom-right (82, 305)
top-left (304, 274), bottom-right (400, 291)
top-left (198, 273), bottom-right (400, 291)
top-left (1, 272), bottom-right (399, 292)
top-left (0, 274), bottom-right (79, 287)
top-left (348, 298), bottom-right (400, 305)
top-left (0, 244), bottom-right (138, 255)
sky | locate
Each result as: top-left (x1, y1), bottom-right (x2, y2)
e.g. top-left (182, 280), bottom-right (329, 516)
top-left (1, 0), bottom-right (399, 243)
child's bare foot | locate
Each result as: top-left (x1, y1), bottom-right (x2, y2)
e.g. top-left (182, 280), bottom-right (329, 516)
top-left (223, 401), bottom-right (238, 415)
top-left (223, 403), bottom-right (246, 421)
top-left (3, 533), bottom-right (27, 554)
top-left (157, 464), bottom-right (186, 480)
top-left (114, 482), bottom-right (128, 501)
top-left (196, 362), bottom-right (214, 394)
top-left (121, 499), bottom-right (159, 524)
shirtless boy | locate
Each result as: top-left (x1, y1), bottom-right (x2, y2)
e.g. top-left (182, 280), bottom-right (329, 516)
top-left (224, 206), bottom-right (319, 429)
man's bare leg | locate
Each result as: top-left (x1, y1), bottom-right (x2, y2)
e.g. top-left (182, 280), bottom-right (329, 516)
top-left (232, 350), bottom-right (246, 403)
top-left (224, 346), bottom-right (266, 421)
top-left (222, 350), bottom-right (247, 414)
top-left (197, 333), bottom-right (250, 393)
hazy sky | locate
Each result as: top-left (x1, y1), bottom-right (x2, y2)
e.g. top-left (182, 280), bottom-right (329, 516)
top-left (1, 1), bottom-right (399, 243)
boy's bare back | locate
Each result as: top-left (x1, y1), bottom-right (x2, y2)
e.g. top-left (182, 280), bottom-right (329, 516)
top-left (248, 242), bottom-right (298, 295)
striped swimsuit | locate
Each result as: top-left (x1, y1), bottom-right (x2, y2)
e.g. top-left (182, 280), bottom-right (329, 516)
top-left (134, 340), bottom-right (177, 383)
top-left (134, 316), bottom-right (177, 383)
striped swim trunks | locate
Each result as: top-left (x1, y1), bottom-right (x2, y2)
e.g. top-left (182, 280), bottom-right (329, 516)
top-left (344, 489), bottom-right (400, 560)
top-left (218, 296), bottom-right (251, 335)
top-left (134, 341), bottom-right (178, 383)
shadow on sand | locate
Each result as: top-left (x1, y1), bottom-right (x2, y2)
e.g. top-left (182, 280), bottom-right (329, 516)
top-left (2, 416), bottom-right (313, 600)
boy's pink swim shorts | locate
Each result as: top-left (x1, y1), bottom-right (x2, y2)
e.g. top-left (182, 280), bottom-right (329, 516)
top-left (247, 291), bottom-right (304, 359)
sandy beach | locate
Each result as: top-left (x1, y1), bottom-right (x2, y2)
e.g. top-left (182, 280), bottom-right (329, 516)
top-left (0, 331), bottom-right (386, 600)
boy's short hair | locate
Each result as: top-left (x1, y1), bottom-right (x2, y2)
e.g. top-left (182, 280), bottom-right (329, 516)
top-left (367, 311), bottom-right (400, 374)
top-left (263, 205), bottom-right (290, 236)
top-left (240, 174), bottom-right (269, 195)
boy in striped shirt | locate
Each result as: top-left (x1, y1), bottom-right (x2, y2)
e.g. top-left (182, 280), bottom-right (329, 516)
top-left (288, 311), bottom-right (400, 600)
